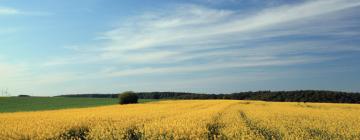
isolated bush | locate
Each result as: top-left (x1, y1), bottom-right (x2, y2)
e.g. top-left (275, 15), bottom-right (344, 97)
top-left (18, 95), bottom-right (30, 97)
top-left (119, 91), bottom-right (138, 104)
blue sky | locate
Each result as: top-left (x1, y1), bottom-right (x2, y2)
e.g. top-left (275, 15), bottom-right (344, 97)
top-left (1, 0), bottom-right (360, 96)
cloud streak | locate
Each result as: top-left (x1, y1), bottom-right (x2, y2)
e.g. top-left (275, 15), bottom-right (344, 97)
top-left (81, 0), bottom-right (360, 77)
top-left (43, 0), bottom-right (360, 75)
top-left (0, 6), bottom-right (52, 16)
top-left (0, 7), bottom-right (20, 15)
top-left (100, 0), bottom-right (360, 50)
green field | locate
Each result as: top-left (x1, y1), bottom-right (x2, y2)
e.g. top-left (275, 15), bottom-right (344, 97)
top-left (0, 97), bottom-right (157, 113)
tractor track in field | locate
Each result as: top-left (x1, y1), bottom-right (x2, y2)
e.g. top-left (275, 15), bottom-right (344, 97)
top-left (239, 111), bottom-right (282, 140)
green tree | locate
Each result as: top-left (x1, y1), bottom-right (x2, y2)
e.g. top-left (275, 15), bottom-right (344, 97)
top-left (119, 91), bottom-right (138, 104)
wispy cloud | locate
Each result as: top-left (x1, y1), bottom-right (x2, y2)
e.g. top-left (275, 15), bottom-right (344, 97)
top-left (100, 0), bottom-right (360, 50)
top-left (102, 55), bottom-right (335, 77)
top-left (44, 0), bottom-right (360, 71)
top-left (0, 27), bottom-right (20, 36)
top-left (0, 7), bottom-right (20, 15)
top-left (0, 6), bottom-right (52, 16)
top-left (81, 0), bottom-right (359, 76)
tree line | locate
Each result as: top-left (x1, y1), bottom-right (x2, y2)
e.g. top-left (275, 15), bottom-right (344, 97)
top-left (57, 90), bottom-right (360, 103)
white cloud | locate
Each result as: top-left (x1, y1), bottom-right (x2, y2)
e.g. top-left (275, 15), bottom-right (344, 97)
top-left (72, 0), bottom-right (357, 77)
top-left (0, 6), bottom-right (53, 16)
top-left (0, 7), bottom-right (20, 15)
top-left (100, 0), bottom-right (360, 52)
top-left (0, 27), bottom-right (20, 36)
top-left (63, 45), bottom-right (82, 51)
top-left (102, 55), bottom-right (335, 77)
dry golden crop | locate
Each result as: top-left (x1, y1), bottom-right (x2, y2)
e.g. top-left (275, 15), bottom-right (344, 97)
top-left (1, 100), bottom-right (360, 140)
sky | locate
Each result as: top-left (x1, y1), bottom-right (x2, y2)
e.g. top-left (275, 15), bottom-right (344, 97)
top-left (0, 0), bottom-right (360, 96)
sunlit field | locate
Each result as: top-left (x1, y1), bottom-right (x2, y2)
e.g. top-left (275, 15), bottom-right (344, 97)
top-left (1, 100), bottom-right (360, 140)
top-left (0, 97), bottom-right (156, 113)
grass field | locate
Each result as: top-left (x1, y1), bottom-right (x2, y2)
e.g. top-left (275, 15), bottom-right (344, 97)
top-left (1, 100), bottom-right (360, 139)
top-left (0, 97), bottom-right (157, 113)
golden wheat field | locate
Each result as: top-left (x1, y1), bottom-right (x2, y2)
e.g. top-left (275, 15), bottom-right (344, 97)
top-left (1, 100), bottom-right (360, 140)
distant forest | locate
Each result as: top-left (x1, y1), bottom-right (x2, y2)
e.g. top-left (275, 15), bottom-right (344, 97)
top-left (57, 90), bottom-right (360, 104)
